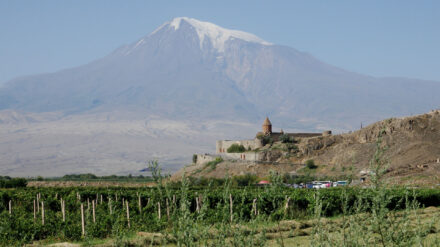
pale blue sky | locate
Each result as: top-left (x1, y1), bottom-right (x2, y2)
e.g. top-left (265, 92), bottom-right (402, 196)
top-left (1, 0), bottom-right (439, 84)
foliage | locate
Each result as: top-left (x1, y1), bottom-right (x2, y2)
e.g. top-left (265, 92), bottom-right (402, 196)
top-left (204, 157), bottom-right (223, 171)
top-left (256, 134), bottom-right (273, 146)
top-left (0, 177), bottom-right (27, 188)
top-left (232, 174), bottom-right (259, 186)
top-left (0, 184), bottom-right (440, 245)
top-left (63, 173), bottom-right (98, 180)
top-left (192, 154), bottom-right (198, 164)
top-left (305, 159), bottom-right (318, 169)
top-left (28, 174), bottom-right (153, 183)
top-left (279, 134), bottom-right (295, 143)
top-left (286, 143), bottom-right (298, 152)
top-left (227, 144), bottom-right (246, 153)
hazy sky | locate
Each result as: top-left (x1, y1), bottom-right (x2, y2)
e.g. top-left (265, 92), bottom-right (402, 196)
top-left (1, 0), bottom-right (439, 84)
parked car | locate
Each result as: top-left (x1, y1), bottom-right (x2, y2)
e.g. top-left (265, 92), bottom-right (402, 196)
top-left (312, 183), bottom-right (322, 189)
top-left (335, 180), bottom-right (348, 186)
top-left (312, 181), bottom-right (332, 189)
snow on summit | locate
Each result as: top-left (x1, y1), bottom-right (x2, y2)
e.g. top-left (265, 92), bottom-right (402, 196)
top-left (153, 17), bottom-right (272, 52)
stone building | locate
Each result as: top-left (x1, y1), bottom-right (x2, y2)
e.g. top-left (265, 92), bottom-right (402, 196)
top-left (216, 117), bottom-right (330, 154)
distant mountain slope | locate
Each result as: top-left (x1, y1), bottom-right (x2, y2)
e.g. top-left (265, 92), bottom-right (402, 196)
top-left (1, 17), bottom-right (439, 130)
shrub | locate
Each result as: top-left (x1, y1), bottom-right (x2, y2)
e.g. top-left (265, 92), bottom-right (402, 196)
top-left (0, 178), bottom-right (27, 188)
top-left (232, 174), bottom-right (259, 186)
top-left (279, 134), bottom-right (295, 143)
top-left (257, 134), bottom-right (273, 146)
top-left (305, 159), bottom-right (317, 169)
top-left (204, 157), bottom-right (223, 171)
top-left (286, 143), bottom-right (298, 152)
top-left (192, 154), bottom-right (198, 164)
top-left (227, 144), bottom-right (246, 153)
top-left (262, 136), bottom-right (273, 146)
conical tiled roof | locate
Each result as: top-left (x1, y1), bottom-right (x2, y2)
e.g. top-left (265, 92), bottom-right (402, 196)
top-left (263, 117), bottom-right (272, 126)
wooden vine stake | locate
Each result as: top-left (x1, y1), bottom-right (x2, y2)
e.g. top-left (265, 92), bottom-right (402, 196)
top-left (138, 194), bottom-right (141, 214)
top-left (87, 198), bottom-right (90, 211)
top-left (126, 201), bottom-right (130, 228)
top-left (8, 200), bottom-right (11, 215)
top-left (92, 200), bottom-right (96, 223)
top-left (33, 199), bottom-right (36, 221)
top-left (37, 194), bottom-right (40, 213)
top-left (81, 203), bottom-right (85, 237)
top-left (41, 201), bottom-right (45, 225)
top-left (61, 198), bottom-right (66, 222)
top-left (100, 194), bottom-right (103, 204)
top-left (63, 199), bottom-right (66, 222)
top-left (158, 202), bottom-right (161, 220)
top-left (166, 198), bottom-right (170, 219)
top-left (252, 198), bottom-right (257, 216)
top-left (229, 194), bottom-right (233, 223)
top-left (195, 195), bottom-right (200, 213)
top-left (284, 197), bottom-right (290, 215)
top-left (108, 197), bottom-right (112, 214)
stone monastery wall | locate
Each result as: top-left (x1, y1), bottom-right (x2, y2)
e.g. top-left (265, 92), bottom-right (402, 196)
top-left (216, 139), bottom-right (260, 154)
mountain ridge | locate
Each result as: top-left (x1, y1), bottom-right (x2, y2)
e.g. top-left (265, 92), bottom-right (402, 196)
top-left (1, 17), bottom-right (439, 130)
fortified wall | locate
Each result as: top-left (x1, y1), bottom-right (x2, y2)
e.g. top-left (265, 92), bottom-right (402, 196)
top-left (197, 117), bottom-right (332, 163)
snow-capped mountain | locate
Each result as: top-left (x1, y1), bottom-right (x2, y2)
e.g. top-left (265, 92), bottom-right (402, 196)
top-left (1, 17), bottom-right (440, 176)
top-left (1, 17), bottom-right (440, 130)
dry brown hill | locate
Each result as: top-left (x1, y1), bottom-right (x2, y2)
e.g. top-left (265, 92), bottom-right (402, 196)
top-left (172, 110), bottom-right (440, 186)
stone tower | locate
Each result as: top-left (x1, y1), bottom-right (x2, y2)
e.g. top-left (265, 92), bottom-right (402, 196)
top-left (262, 117), bottom-right (272, 135)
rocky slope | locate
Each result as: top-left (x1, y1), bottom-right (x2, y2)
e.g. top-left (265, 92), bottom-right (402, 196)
top-left (173, 110), bottom-right (440, 185)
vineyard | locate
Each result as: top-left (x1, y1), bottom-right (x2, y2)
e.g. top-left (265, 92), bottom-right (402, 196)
top-left (2, 180), bottom-right (440, 246)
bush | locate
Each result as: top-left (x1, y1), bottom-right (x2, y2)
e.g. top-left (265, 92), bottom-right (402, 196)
top-left (204, 157), bottom-right (223, 171)
top-left (262, 136), bottom-right (273, 146)
top-left (305, 159), bottom-right (317, 169)
top-left (286, 143), bottom-right (298, 152)
top-left (0, 178), bottom-right (27, 188)
top-left (232, 174), bottom-right (259, 186)
top-left (192, 154), bottom-right (198, 164)
top-left (227, 144), bottom-right (246, 153)
top-left (279, 134), bottom-right (295, 143)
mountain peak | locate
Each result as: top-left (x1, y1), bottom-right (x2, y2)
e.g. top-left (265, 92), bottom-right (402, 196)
top-left (152, 17), bottom-right (272, 52)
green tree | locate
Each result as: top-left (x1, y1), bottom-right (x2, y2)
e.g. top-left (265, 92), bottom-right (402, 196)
top-left (305, 159), bottom-right (317, 169)
top-left (227, 144), bottom-right (246, 153)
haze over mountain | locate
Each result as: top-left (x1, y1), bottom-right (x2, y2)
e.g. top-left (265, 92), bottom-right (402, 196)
top-left (0, 17), bottom-right (439, 176)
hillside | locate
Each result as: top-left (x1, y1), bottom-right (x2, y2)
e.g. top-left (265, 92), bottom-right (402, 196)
top-left (173, 110), bottom-right (440, 185)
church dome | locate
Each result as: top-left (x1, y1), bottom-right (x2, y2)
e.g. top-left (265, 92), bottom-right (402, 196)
top-left (262, 117), bottom-right (272, 135)
top-left (263, 117), bottom-right (272, 126)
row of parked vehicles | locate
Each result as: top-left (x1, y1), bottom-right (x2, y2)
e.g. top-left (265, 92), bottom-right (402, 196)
top-left (308, 180), bottom-right (348, 189)
top-left (287, 180), bottom-right (348, 189)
